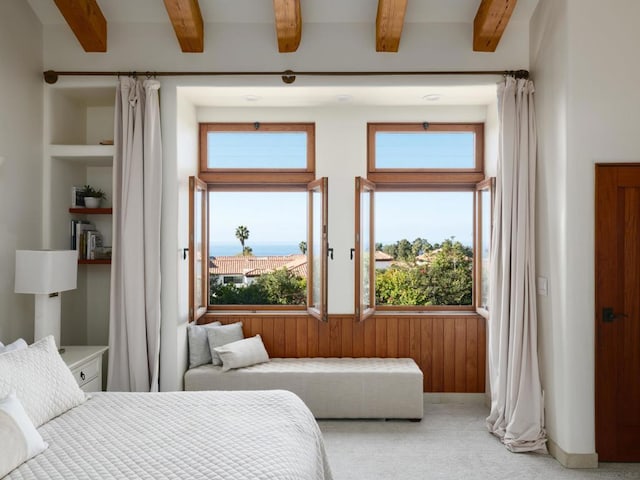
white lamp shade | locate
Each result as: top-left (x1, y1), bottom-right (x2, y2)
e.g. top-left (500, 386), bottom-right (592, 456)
top-left (15, 250), bottom-right (78, 294)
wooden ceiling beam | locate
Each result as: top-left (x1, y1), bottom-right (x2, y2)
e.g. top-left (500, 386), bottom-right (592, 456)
top-left (53, 0), bottom-right (107, 52)
top-left (376, 0), bottom-right (407, 53)
top-left (273, 0), bottom-right (301, 53)
top-left (473, 0), bottom-right (517, 52)
top-left (163, 0), bottom-right (204, 53)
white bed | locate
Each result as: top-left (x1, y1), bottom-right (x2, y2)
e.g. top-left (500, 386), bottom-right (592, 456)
top-left (5, 389), bottom-right (333, 480)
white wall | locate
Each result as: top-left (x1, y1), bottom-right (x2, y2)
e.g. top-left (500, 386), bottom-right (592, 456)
top-left (0, 1), bottom-right (43, 343)
top-left (532, 0), bottom-right (640, 458)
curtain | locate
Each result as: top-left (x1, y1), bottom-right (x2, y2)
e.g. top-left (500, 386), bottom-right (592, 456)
top-left (486, 76), bottom-right (547, 453)
top-left (107, 77), bottom-right (162, 392)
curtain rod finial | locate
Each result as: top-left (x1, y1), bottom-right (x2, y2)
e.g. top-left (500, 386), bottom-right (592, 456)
top-left (43, 70), bottom-right (58, 84)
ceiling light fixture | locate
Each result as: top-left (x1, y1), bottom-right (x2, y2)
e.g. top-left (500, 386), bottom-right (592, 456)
top-left (422, 94), bottom-right (442, 101)
top-left (243, 95), bottom-right (261, 102)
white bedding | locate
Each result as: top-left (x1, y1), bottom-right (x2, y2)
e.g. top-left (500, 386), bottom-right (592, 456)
top-left (5, 390), bottom-right (332, 480)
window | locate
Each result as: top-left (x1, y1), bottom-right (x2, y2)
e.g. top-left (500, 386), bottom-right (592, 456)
top-left (355, 123), bottom-right (492, 319)
top-left (190, 123), bottom-right (328, 322)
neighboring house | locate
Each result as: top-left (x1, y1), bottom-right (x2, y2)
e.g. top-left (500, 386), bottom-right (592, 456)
top-left (374, 250), bottom-right (393, 270)
top-left (210, 254), bottom-right (307, 286)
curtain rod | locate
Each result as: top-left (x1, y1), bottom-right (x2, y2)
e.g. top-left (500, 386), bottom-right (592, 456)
top-left (43, 69), bottom-right (529, 85)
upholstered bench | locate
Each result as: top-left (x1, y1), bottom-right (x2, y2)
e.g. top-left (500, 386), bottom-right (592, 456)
top-left (184, 357), bottom-right (423, 420)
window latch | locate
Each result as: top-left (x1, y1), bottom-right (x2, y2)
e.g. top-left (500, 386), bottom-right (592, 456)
top-left (327, 247), bottom-right (334, 260)
top-left (350, 248), bottom-right (355, 260)
top-left (182, 248), bottom-right (189, 260)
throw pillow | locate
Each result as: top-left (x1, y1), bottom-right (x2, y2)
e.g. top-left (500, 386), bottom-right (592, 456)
top-left (0, 338), bottom-right (28, 354)
top-left (206, 322), bottom-right (244, 366)
top-left (214, 335), bottom-right (270, 372)
top-left (187, 321), bottom-right (222, 368)
top-left (0, 336), bottom-right (86, 427)
top-left (0, 392), bottom-right (48, 477)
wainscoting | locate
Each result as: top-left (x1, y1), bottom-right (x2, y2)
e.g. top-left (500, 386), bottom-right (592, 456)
top-left (204, 314), bottom-right (486, 393)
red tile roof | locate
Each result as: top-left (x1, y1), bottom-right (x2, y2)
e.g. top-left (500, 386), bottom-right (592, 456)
top-left (210, 254), bottom-right (307, 278)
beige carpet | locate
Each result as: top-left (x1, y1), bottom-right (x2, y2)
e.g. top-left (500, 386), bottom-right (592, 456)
top-left (319, 398), bottom-right (640, 480)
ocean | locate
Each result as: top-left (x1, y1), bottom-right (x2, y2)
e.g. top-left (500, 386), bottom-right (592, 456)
top-left (210, 243), bottom-right (302, 257)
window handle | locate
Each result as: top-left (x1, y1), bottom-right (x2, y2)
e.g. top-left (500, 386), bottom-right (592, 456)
top-left (350, 248), bottom-right (355, 260)
top-left (327, 247), bottom-right (334, 260)
top-left (182, 248), bottom-right (189, 260)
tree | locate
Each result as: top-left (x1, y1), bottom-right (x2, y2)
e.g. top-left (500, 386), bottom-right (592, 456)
top-left (255, 268), bottom-right (306, 305)
top-left (242, 246), bottom-right (253, 256)
top-left (299, 241), bottom-right (307, 254)
top-left (235, 225), bottom-right (250, 251)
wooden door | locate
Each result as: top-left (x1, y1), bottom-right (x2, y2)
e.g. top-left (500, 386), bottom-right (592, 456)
top-left (595, 164), bottom-right (640, 461)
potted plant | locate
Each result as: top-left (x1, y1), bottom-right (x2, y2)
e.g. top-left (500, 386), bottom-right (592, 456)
top-left (81, 185), bottom-right (107, 208)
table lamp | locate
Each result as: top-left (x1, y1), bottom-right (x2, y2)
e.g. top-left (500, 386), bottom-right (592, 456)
top-left (15, 250), bottom-right (78, 351)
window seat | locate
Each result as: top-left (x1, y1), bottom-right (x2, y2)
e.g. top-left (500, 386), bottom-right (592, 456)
top-left (184, 357), bottom-right (423, 420)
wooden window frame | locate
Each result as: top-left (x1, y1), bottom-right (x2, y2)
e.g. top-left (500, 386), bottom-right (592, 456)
top-left (189, 176), bottom-right (208, 323)
top-left (475, 177), bottom-right (495, 317)
top-left (367, 123), bottom-right (484, 185)
top-left (190, 122), bottom-right (328, 321)
top-left (356, 122), bottom-right (489, 315)
top-left (199, 123), bottom-right (315, 185)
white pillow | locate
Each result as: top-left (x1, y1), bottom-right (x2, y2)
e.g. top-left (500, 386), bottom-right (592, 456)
top-left (0, 392), bottom-right (48, 477)
top-left (0, 339), bottom-right (28, 354)
top-left (187, 321), bottom-right (222, 368)
top-left (206, 322), bottom-right (244, 366)
top-left (214, 335), bottom-right (270, 372)
top-left (0, 336), bottom-right (86, 427)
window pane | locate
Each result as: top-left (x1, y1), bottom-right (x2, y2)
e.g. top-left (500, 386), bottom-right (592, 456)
top-left (375, 132), bottom-right (475, 169)
top-left (361, 189), bottom-right (372, 311)
top-left (374, 191), bottom-right (473, 306)
top-left (311, 190), bottom-right (322, 310)
top-left (207, 132), bottom-right (307, 169)
top-left (480, 189), bottom-right (491, 309)
top-left (194, 187), bottom-right (204, 308)
top-left (208, 191), bottom-right (307, 305)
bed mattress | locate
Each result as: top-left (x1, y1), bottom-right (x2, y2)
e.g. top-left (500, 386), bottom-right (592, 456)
top-left (6, 390), bottom-right (332, 480)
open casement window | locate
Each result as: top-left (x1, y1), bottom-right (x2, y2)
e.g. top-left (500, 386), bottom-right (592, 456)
top-left (189, 176), bottom-right (208, 322)
top-left (354, 176), bottom-right (376, 322)
top-left (307, 177), bottom-right (329, 321)
top-left (475, 177), bottom-right (495, 315)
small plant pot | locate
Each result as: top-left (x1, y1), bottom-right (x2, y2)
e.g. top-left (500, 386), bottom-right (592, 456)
top-left (84, 197), bottom-right (101, 208)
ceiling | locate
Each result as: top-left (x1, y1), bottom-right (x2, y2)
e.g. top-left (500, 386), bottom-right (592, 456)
top-left (28, 0), bottom-right (539, 26)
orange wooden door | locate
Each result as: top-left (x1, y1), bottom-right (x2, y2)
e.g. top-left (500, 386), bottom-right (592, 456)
top-left (595, 164), bottom-right (640, 461)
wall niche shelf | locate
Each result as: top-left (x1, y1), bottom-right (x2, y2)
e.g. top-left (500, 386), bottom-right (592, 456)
top-left (69, 207), bottom-right (113, 214)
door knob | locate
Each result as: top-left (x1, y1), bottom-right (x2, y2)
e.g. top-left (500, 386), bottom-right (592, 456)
top-left (602, 307), bottom-right (627, 323)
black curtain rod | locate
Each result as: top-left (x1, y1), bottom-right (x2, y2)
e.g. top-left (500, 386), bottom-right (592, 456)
top-left (43, 69), bottom-right (529, 85)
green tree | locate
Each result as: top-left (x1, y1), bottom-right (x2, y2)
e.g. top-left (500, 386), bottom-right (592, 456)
top-left (299, 241), bottom-right (307, 254)
top-left (396, 239), bottom-right (413, 263)
top-left (242, 246), bottom-right (253, 256)
top-left (255, 268), bottom-right (306, 305)
top-left (235, 225), bottom-right (250, 252)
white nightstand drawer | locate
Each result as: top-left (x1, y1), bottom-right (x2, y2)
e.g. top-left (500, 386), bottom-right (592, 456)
top-left (71, 357), bottom-right (100, 387)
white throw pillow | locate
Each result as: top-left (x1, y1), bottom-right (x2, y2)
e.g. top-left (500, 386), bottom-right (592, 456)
top-left (0, 392), bottom-right (48, 477)
top-left (0, 336), bottom-right (86, 427)
top-left (187, 321), bottom-right (222, 368)
top-left (206, 322), bottom-right (244, 366)
top-left (0, 338), bottom-right (28, 354)
top-left (214, 335), bottom-right (270, 372)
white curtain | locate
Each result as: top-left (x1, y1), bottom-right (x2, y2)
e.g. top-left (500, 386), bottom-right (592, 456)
top-left (107, 77), bottom-right (162, 392)
top-left (486, 76), bottom-right (547, 453)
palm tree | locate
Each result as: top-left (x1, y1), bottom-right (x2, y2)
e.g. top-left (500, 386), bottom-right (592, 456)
top-left (235, 225), bottom-right (250, 251)
top-left (299, 241), bottom-right (307, 254)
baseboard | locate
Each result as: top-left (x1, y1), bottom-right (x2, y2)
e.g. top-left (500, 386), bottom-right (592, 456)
top-left (547, 438), bottom-right (598, 469)
top-left (423, 393), bottom-right (486, 404)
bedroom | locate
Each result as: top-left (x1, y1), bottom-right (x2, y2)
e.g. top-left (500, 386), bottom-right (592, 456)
top-left (1, 0), bottom-right (640, 476)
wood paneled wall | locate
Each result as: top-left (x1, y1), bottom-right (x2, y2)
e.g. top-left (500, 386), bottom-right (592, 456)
top-left (204, 314), bottom-right (486, 393)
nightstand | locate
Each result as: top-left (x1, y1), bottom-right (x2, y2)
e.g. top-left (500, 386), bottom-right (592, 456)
top-left (60, 346), bottom-right (109, 392)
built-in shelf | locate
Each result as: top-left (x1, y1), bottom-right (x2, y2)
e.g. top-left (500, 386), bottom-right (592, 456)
top-left (49, 145), bottom-right (114, 166)
top-left (78, 259), bottom-right (111, 265)
top-left (69, 207), bottom-right (113, 214)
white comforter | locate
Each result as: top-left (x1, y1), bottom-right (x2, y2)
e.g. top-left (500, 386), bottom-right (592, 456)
top-left (6, 390), bottom-right (333, 480)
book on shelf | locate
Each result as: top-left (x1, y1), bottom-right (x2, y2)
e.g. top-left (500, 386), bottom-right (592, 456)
top-left (70, 220), bottom-right (93, 250)
top-left (85, 231), bottom-right (103, 260)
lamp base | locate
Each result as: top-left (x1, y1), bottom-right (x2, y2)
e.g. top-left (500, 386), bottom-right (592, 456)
top-left (34, 293), bottom-right (61, 350)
